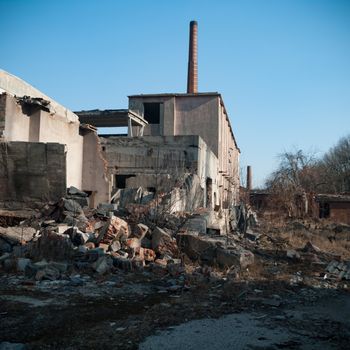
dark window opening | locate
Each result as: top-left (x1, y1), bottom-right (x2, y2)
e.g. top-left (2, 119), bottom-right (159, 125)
top-left (144, 103), bottom-right (161, 124)
top-left (319, 202), bottom-right (330, 218)
top-left (206, 178), bottom-right (213, 209)
top-left (115, 174), bottom-right (135, 189)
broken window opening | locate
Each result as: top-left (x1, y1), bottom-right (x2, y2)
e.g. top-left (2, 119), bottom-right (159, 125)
top-left (143, 103), bottom-right (162, 124)
top-left (115, 174), bottom-right (136, 189)
top-left (206, 178), bottom-right (213, 209)
top-left (319, 202), bottom-right (330, 219)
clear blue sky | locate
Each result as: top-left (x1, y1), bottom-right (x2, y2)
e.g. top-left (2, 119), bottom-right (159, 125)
top-left (1, 0), bottom-right (349, 187)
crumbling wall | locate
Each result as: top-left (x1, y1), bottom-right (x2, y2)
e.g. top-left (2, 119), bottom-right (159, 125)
top-left (0, 92), bottom-right (84, 189)
top-left (0, 142), bottom-right (66, 207)
top-left (82, 131), bottom-right (110, 207)
top-left (101, 135), bottom-right (219, 211)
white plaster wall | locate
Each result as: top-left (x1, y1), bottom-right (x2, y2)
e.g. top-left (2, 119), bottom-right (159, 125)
top-left (38, 111), bottom-right (84, 189)
top-left (174, 96), bottom-right (219, 156)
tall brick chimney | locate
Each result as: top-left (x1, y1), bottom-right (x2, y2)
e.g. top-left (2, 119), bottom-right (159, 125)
top-left (247, 165), bottom-right (252, 191)
top-left (187, 20), bottom-right (198, 94)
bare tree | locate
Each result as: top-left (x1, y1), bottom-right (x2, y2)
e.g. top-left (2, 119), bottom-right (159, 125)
top-left (321, 135), bottom-right (350, 193)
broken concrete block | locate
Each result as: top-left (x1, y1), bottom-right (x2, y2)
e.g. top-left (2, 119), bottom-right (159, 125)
top-left (68, 186), bottom-right (88, 197)
top-left (216, 248), bottom-right (254, 269)
top-left (110, 240), bottom-right (121, 252)
top-left (62, 198), bottom-right (84, 215)
top-left (29, 230), bottom-right (74, 261)
top-left (92, 256), bottom-right (112, 274)
top-left (64, 227), bottom-right (91, 246)
top-left (181, 216), bottom-right (207, 234)
top-left (176, 233), bottom-right (220, 263)
top-left (152, 227), bottom-right (178, 257)
top-left (0, 226), bottom-right (36, 245)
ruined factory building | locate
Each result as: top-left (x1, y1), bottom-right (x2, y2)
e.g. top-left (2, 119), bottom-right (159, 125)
top-left (0, 21), bottom-right (240, 211)
top-left (77, 21), bottom-right (240, 210)
top-left (0, 70), bottom-right (109, 208)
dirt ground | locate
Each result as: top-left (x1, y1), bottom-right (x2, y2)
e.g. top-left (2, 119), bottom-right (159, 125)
top-left (1, 262), bottom-right (350, 350)
top-left (1, 217), bottom-right (350, 350)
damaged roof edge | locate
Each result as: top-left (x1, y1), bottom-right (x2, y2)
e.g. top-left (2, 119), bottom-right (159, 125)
top-left (0, 70), bottom-right (79, 124)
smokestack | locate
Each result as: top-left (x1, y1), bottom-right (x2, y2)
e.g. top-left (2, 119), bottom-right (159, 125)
top-left (187, 20), bottom-right (198, 93)
top-left (247, 166), bottom-right (252, 191)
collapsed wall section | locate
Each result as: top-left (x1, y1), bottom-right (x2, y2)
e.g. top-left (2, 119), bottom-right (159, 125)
top-left (0, 142), bottom-right (66, 208)
top-left (100, 135), bottom-right (220, 210)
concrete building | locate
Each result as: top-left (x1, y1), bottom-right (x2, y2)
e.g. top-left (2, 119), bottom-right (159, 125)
top-left (77, 21), bottom-right (240, 210)
top-left (0, 70), bottom-right (109, 207)
top-left (0, 21), bottom-right (240, 211)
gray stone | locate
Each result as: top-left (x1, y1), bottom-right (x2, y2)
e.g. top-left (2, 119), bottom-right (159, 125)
top-left (286, 250), bottom-right (301, 260)
top-left (92, 256), bottom-right (112, 274)
top-left (177, 233), bottom-right (221, 263)
top-left (182, 216), bottom-right (207, 235)
top-left (216, 247), bottom-right (254, 269)
top-left (62, 198), bottom-right (83, 214)
top-left (110, 240), bottom-right (121, 252)
top-left (0, 226), bottom-right (36, 245)
top-left (68, 186), bottom-right (88, 197)
top-left (17, 258), bottom-right (31, 272)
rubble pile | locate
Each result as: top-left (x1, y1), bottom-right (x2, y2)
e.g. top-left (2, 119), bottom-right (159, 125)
top-left (0, 187), bottom-right (259, 283)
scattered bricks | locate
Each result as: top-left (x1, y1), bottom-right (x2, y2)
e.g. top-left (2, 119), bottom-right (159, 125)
top-left (152, 227), bottom-right (179, 257)
top-left (143, 248), bottom-right (156, 262)
top-left (125, 238), bottom-right (141, 250)
top-left (97, 216), bottom-right (129, 245)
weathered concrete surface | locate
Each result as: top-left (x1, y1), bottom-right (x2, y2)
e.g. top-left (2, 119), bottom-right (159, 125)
top-left (0, 142), bottom-right (66, 206)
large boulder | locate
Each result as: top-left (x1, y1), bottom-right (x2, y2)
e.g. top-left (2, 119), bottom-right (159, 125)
top-left (216, 247), bottom-right (254, 268)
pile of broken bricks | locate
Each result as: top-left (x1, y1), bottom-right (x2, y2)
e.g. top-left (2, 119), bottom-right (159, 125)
top-left (0, 187), bottom-right (256, 282)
